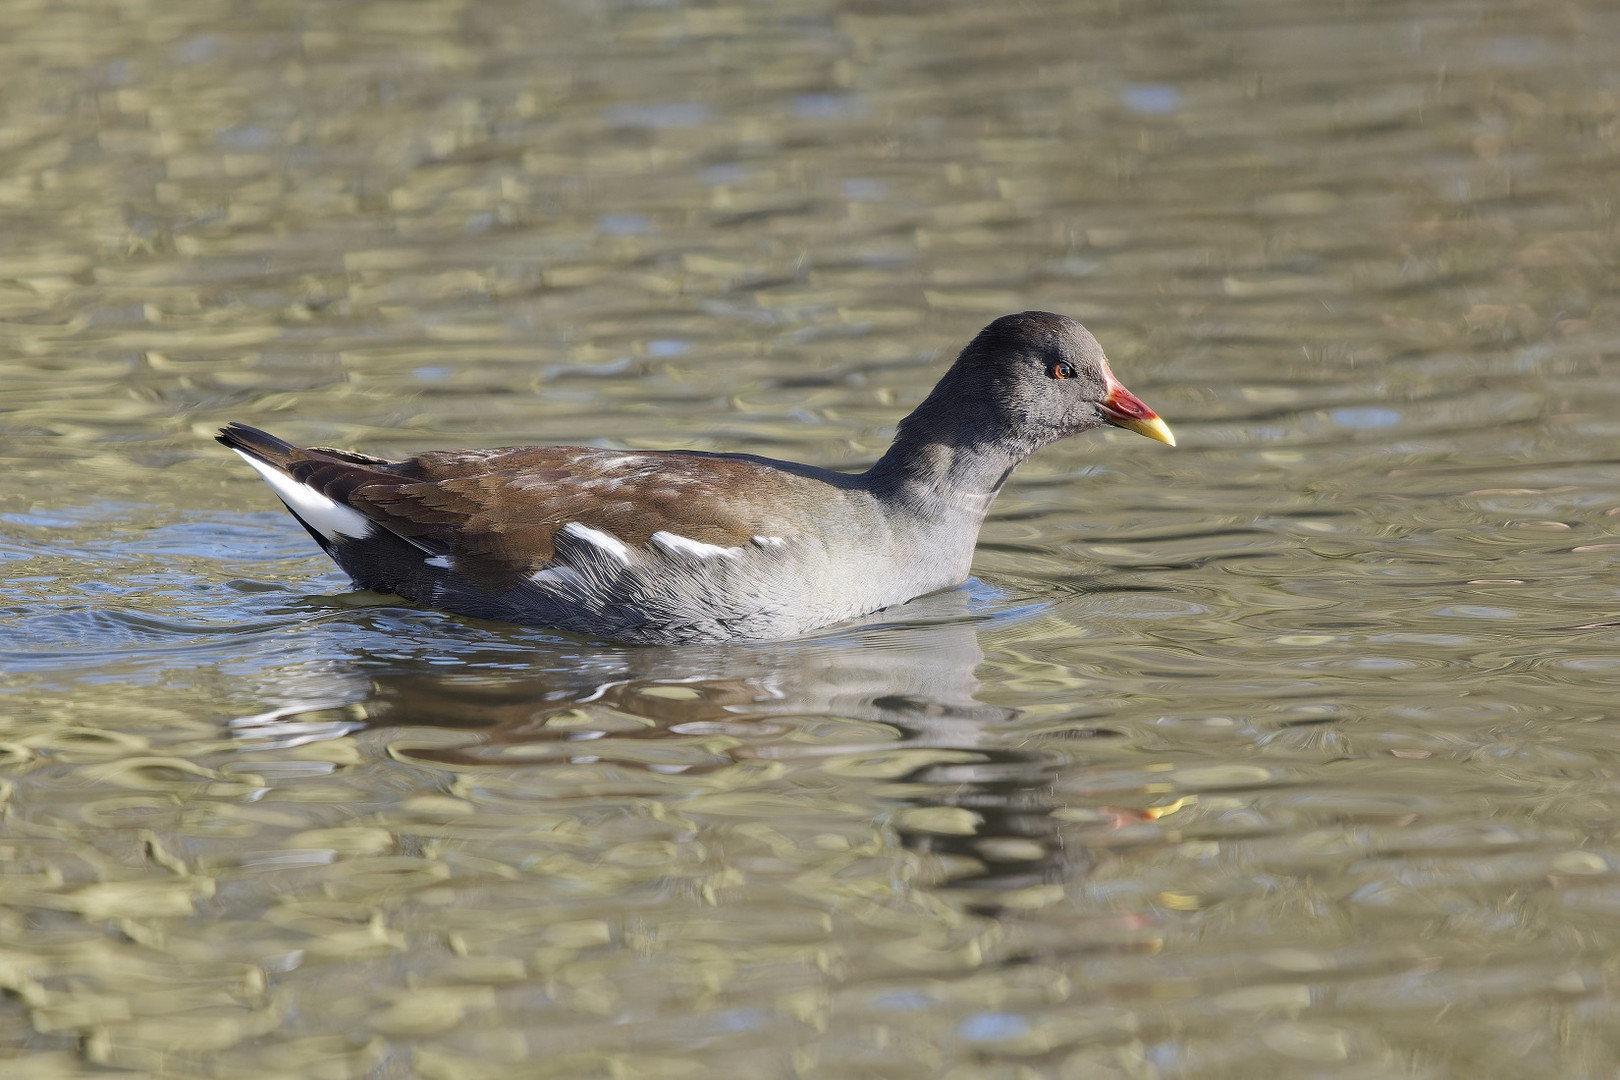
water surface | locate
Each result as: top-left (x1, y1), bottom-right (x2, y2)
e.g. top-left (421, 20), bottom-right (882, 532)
top-left (4, 0), bottom-right (1620, 1076)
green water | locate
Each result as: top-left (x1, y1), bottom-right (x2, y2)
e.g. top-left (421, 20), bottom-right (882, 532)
top-left (4, 0), bottom-right (1620, 1076)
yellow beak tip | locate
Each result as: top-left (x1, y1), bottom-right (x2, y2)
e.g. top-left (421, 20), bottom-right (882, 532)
top-left (1110, 415), bottom-right (1176, 447)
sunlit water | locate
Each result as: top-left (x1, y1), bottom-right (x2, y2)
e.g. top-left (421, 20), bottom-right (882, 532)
top-left (4, 0), bottom-right (1620, 1076)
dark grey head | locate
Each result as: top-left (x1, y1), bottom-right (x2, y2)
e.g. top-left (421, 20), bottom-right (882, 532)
top-left (901, 311), bottom-right (1175, 453)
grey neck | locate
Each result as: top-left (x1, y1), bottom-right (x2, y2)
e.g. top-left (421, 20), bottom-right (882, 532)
top-left (864, 397), bottom-right (1040, 527)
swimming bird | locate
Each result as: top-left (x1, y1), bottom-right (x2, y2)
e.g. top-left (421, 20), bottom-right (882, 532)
top-left (218, 311), bottom-right (1174, 644)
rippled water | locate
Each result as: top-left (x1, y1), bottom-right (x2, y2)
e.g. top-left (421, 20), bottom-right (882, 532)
top-left (4, 0), bottom-right (1620, 1076)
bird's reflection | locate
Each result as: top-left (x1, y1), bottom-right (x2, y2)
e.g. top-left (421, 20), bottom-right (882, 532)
top-left (233, 588), bottom-right (1136, 905)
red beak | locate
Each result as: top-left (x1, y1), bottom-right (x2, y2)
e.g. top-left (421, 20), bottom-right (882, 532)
top-left (1099, 373), bottom-right (1175, 446)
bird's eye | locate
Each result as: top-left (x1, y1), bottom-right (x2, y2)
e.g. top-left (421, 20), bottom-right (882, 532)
top-left (1048, 360), bottom-right (1076, 380)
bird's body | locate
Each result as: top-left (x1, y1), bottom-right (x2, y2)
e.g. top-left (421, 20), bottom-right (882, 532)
top-left (219, 312), bottom-right (1174, 644)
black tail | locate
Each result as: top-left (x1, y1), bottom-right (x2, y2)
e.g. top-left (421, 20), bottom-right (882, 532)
top-left (218, 422), bottom-right (346, 555)
top-left (216, 421), bottom-right (302, 468)
top-left (217, 422), bottom-right (441, 595)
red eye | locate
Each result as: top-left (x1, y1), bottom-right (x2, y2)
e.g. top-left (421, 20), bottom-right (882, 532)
top-left (1049, 360), bottom-right (1076, 380)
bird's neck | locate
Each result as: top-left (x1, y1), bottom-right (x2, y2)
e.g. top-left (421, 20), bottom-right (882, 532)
top-left (864, 392), bottom-right (1038, 527)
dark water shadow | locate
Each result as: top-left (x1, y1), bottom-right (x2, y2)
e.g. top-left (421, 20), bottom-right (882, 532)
top-left (234, 584), bottom-right (1017, 746)
top-left (230, 584), bottom-right (1137, 906)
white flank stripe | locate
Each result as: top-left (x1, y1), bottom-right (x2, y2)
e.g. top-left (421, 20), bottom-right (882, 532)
top-left (751, 535), bottom-right (788, 548)
top-left (233, 450), bottom-right (372, 540)
top-left (425, 555), bottom-right (452, 569)
top-left (531, 565), bottom-right (587, 590)
top-left (562, 522), bottom-right (632, 565)
top-left (651, 530), bottom-right (740, 559)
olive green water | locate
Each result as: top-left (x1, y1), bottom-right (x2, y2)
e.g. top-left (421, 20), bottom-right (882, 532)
top-left (4, 0), bottom-right (1620, 1076)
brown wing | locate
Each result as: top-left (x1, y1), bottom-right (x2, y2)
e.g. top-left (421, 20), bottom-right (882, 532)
top-left (344, 446), bottom-right (814, 586)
